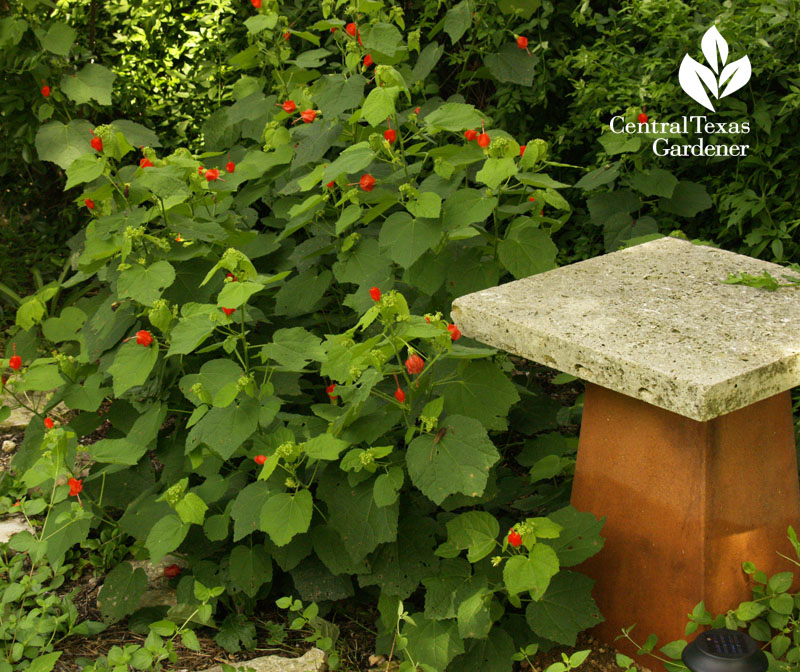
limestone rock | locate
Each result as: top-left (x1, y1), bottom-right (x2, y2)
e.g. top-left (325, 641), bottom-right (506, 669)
top-left (196, 649), bottom-right (327, 672)
top-left (0, 516), bottom-right (34, 543)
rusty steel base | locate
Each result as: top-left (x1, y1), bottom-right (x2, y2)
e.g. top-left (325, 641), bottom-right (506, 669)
top-left (572, 384), bottom-right (800, 670)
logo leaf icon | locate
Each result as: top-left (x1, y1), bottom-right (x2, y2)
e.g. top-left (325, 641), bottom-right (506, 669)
top-left (719, 56), bottom-right (752, 99)
top-left (679, 55), bottom-right (718, 111)
top-left (701, 25), bottom-right (728, 74)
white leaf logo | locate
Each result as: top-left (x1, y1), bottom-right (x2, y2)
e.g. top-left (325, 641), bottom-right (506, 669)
top-left (679, 25), bottom-right (751, 111)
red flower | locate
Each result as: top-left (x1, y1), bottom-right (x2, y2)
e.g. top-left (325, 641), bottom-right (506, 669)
top-left (301, 109), bottom-right (317, 123)
top-left (205, 168), bottom-right (220, 182)
top-left (44, 417), bottom-right (54, 429)
top-left (251, 0), bottom-right (261, 7)
top-left (519, 144), bottom-right (526, 157)
top-left (198, 166), bottom-right (205, 175)
top-left (85, 198), bottom-right (95, 210)
top-left (68, 478), bottom-right (83, 497)
top-left (516, 35), bottom-right (528, 50)
top-left (477, 132), bottom-right (490, 148)
top-left (163, 564), bottom-right (181, 578)
top-left (447, 324), bottom-right (462, 341)
top-left (364, 54), bottom-right (373, 68)
top-left (414, 106), bottom-right (421, 114)
top-left (326, 383), bottom-right (337, 399)
top-left (331, 27), bottom-right (337, 33)
top-left (282, 100), bottom-right (296, 113)
top-left (326, 180), bottom-right (335, 188)
top-left (394, 387), bottom-right (406, 403)
top-left (359, 174), bottom-right (376, 191)
top-left (226, 160), bottom-right (235, 173)
top-left (283, 31), bottom-right (291, 40)
top-left (226, 272), bottom-right (238, 282)
top-left (369, 286), bottom-right (381, 301)
top-left (135, 330), bottom-right (153, 347)
top-left (139, 157), bottom-right (153, 168)
top-left (221, 307), bottom-right (235, 316)
top-left (528, 196), bottom-right (536, 202)
top-left (464, 129), bottom-right (477, 141)
top-left (9, 356), bottom-right (21, 371)
top-left (13, 500), bottom-right (20, 507)
top-left (90, 135), bottom-right (103, 152)
top-left (638, 112), bottom-right (648, 124)
top-left (384, 129), bottom-right (397, 144)
top-left (345, 22), bottom-right (357, 36)
top-left (405, 354), bottom-right (424, 375)
top-left (41, 85), bottom-right (51, 98)
top-left (254, 454), bottom-right (267, 465)
top-left (508, 530), bottom-right (522, 547)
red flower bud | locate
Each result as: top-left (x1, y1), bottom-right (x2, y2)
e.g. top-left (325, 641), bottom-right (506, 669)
top-left (85, 198), bottom-right (95, 210)
top-left (221, 307), bottom-right (235, 316)
top-left (91, 136), bottom-right (103, 152)
top-left (283, 31), bottom-right (291, 40)
top-left (638, 112), bottom-right (649, 124)
top-left (282, 100), bottom-right (297, 113)
top-left (139, 157), bottom-right (153, 168)
top-left (394, 387), bottom-right (406, 403)
top-left (163, 564), bottom-right (181, 578)
top-left (405, 354), bottom-right (424, 375)
top-left (44, 417), bottom-right (54, 429)
top-left (254, 454), bottom-right (267, 465)
top-left (477, 132), bottom-right (490, 148)
top-left (301, 109), bottom-right (317, 123)
top-left (9, 356), bottom-right (21, 371)
top-left (226, 160), bottom-right (235, 173)
top-left (68, 478), bottom-right (83, 497)
top-left (326, 383), bottom-right (337, 399)
top-left (41, 85), bottom-right (51, 98)
top-left (345, 22), bottom-right (357, 37)
top-left (359, 174), bottom-right (376, 191)
top-left (447, 324), bottom-right (462, 341)
top-left (198, 166), bottom-right (205, 175)
top-left (508, 530), bottom-right (522, 547)
top-left (205, 168), bottom-right (220, 182)
top-left (326, 180), bottom-right (335, 188)
top-left (464, 129), bottom-right (477, 141)
top-left (251, 0), bottom-right (261, 7)
top-left (135, 330), bottom-right (153, 347)
top-left (226, 272), bottom-right (238, 282)
top-left (519, 144), bottom-right (526, 157)
top-left (364, 54), bottom-right (373, 68)
top-left (516, 35), bottom-right (528, 50)
top-left (384, 129), bottom-right (397, 144)
top-left (414, 106), bottom-right (421, 114)
top-left (369, 286), bottom-right (381, 301)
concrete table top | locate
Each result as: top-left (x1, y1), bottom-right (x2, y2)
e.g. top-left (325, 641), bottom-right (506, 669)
top-left (451, 237), bottom-right (800, 421)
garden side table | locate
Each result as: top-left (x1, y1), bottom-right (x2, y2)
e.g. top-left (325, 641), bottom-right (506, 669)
top-left (451, 237), bottom-right (800, 666)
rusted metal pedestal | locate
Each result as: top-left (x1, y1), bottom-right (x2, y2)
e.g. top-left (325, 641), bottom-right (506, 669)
top-left (572, 384), bottom-right (800, 667)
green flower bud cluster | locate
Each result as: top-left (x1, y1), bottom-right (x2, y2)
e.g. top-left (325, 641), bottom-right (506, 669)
top-left (359, 449), bottom-right (376, 468)
top-left (124, 226), bottom-right (144, 240)
top-left (420, 415), bottom-right (438, 434)
top-left (191, 382), bottom-right (212, 405)
top-left (276, 441), bottom-right (297, 459)
top-left (163, 480), bottom-right (187, 507)
top-left (285, 477), bottom-right (297, 489)
top-left (348, 366), bottom-right (362, 382)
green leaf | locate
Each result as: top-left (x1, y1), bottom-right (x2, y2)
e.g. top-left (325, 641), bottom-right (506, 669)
top-left (215, 613), bottom-right (257, 653)
top-left (457, 587), bottom-right (492, 639)
top-left (573, 163), bottom-right (620, 191)
top-left (229, 545), bottom-right (272, 597)
top-left (261, 327), bottom-right (325, 370)
top-left (441, 360), bottom-right (520, 431)
top-left (485, 43), bottom-right (537, 86)
top-left (27, 653), bottom-right (62, 672)
top-left (97, 562), bottom-right (149, 623)
top-left (525, 571), bottom-right (603, 645)
top-left (423, 558), bottom-right (473, 620)
top-left (244, 12), bottom-right (278, 33)
top-left (735, 601), bottom-right (766, 621)
top-left (436, 511), bottom-right (500, 563)
top-left (407, 192), bottom-right (442, 219)
top-left (60, 63), bottom-right (116, 106)
top-left (769, 593), bottom-right (794, 615)
top-left (312, 74), bottom-right (367, 120)
top-left (15, 296), bottom-right (45, 330)
top-left (305, 433), bottom-right (349, 460)
top-left (323, 143), bottom-right (375, 182)
top-left (541, 506), bottom-right (605, 566)
top-left (110, 119), bottom-right (161, 148)
top-left (41, 21), bottom-right (76, 55)
top-left (498, 227), bottom-right (557, 279)
top-left (186, 397), bottom-right (260, 460)
top-left (768, 571), bottom-right (793, 594)
top-left (659, 181), bottom-right (713, 217)
top-left (318, 470), bottom-right (399, 562)
top-left (117, 261), bottom-right (175, 306)
top-left (598, 132), bottom-right (641, 156)
top-left (503, 544), bottom-right (560, 599)
top-left (476, 157), bottom-right (518, 190)
top-left (167, 314), bottom-right (216, 357)
top-left (424, 103), bottom-right (483, 133)
top-left (259, 490), bottom-right (314, 547)
top-left (444, 1), bottom-right (472, 43)
top-left (176, 493), bottom-right (208, 525)
top-left (402, 614), bottom-right (465, 671)
top-left (586, 189), bottom-right (640, 223)
top-left (442, 189), bottom-right (497, 231)
top-left (379, 212), bottom-right (440, 268)
top-left (373, 466), bottom-right (404, 507)
top-left (65, 153), bottom-right (105, 189)
top-left (450, 627), bottom-right (516, 672)
top-left (498, 0), bottom-right (541, 18)
top-left (35, 119), bottom-right (93, 169)
top-left (145, 514), bottom-right (189, 563)
top-left (42, 306), bottom-right (86, 343)
top-left (363, 22), bottom-right (404, 58)
top-left (407, 415), bottom-right (500, 505)
top-left (630, 169), bottom-right (678, 198)
top-left (231, 482), bottom-right (270, 542)
top-left (217, 281), bottom-right (265, 309)
top-left (108, 340), bottom-right (159, 397)
top-left (362, 86), bottom-right (397, 126)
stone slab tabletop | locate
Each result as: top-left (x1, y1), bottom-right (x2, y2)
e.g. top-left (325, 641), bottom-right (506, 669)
top-left (451, 237), bottom-right (800, 421)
